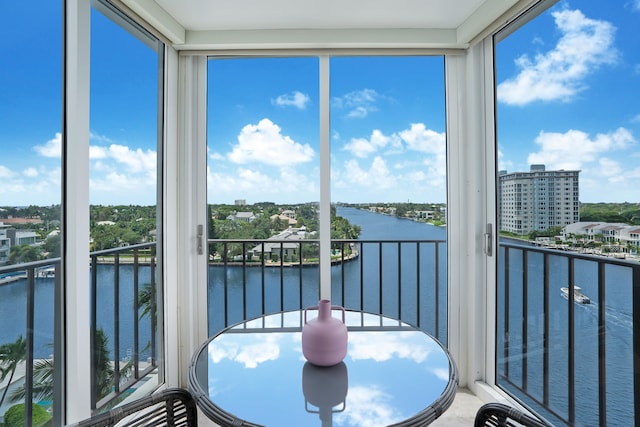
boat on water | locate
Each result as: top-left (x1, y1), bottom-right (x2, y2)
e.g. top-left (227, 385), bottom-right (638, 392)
top-left (560, 286), bottom-right (590, 304)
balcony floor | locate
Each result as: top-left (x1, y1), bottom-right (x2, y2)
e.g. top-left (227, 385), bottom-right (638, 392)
top-left (196, 388), bottom-right (483, 426)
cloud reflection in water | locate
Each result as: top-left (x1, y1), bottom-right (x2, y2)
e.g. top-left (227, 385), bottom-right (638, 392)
top-left (208, 332), bottom-right (285, 368)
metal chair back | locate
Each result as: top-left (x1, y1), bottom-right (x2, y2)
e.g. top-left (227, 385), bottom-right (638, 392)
top-left (69, 388), bottom-right (197, 427)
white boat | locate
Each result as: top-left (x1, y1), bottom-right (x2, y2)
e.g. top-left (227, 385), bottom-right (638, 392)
top-left (560, 286), bottom-right (590, 304)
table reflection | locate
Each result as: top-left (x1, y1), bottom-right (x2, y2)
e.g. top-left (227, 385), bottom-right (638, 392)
top-left (189, 311), bottom-right (457, 427)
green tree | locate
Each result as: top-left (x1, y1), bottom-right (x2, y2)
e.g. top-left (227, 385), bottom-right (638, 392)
top-left (3, 402), bottom-right (51, 427)
top-left (94, 329), bottom-right (115, 400)
top-left (0, 336), bottom-right (26, 408)
top-left (43, 233), bottom-right (61, 258)
top-left (8, 330), bottom-right (133, 406)
top-left (91, 225), bottom-right (120, 251)
top-left (9, 245), bottom-right (41, 264)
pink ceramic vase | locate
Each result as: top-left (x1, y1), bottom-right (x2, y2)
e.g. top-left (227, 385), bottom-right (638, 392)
top-left (301, 299), bottom-right (348, 367)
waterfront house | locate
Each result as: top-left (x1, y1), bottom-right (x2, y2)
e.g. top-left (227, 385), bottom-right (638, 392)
top-left (250, 227), bottom-right (307, 260)
top-left (227, 212), bottom-right (258, 222)
top-left (3, 1), bottom-right (638, 426)
top-left (270, 213), bottom-right (298, 226)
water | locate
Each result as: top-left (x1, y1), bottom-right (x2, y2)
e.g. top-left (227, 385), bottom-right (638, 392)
top-left (207, 207), bottom-right (448, 338)
top-left (0, 207), bottom-right (634, 425)
top-left (0, 264), bottom-right (154, 362)
top-left (498, 248), bottom-right (634, 426)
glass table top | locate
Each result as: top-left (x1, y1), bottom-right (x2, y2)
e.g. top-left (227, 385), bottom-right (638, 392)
top-left (189, 310), bottom-right (457, 427)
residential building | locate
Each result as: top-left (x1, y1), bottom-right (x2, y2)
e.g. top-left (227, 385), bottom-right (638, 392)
top-left (280, 209), bottom-right (296, 220)
top-left (6, 229), bottom-right (37, 246)
top-left (227, 211), bottom-right (257, 222)
top-left (415, 210), bottom-right (435, 220)
top-left (0, 224), bottom-right (10, 265)
top-left (562, 221), bottom-right (640, 250)
top-left (269, 213), bottom-right (297, 226)
top-left (499, 164), bottom-right (580, 235)
top-left (250, 227), bottom-right (307, 260)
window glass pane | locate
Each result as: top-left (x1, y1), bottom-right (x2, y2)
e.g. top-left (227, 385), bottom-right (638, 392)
top-left (0, 1), bottom-right (62, 423)
top-left (330, 56), bottom-right (447, 340)
top-left (90, 1), bottom-right (162, 408)
top-left (207, 58), bottom-right (320, 332)
top-left (495, 1), bottom-right (638, 424)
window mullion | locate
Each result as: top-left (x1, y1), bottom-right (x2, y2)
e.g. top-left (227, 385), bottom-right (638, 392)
top-left (319, 56), bottom-right (331, 301)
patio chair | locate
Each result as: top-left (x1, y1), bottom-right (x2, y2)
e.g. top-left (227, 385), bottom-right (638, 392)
top-left (69, 388), bottom-right (197, 427)
top-left (474, 402), bottom-right (549, 427)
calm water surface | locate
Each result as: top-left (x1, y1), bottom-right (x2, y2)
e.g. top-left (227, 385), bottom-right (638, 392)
top-left (0, 207), bottom-right (634, 425)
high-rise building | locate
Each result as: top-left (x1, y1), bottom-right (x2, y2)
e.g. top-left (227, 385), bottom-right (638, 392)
top-left (498, 164), bottom-right (580, 235)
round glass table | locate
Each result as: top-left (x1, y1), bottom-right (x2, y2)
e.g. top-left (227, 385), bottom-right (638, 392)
top-left (189, 310), bottom-right (458, 427)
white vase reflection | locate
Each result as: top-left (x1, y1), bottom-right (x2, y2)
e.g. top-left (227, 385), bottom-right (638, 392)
top-left (302, 361), bottom-right (348, 427)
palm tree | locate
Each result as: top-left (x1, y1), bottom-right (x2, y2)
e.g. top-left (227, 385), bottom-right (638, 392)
top-left (94, 328), bottom-right (115, 400)
top-left (9, 330), bottom-right (134, 404)
top-left (0, 336), bottom-right (26, 408)
top-left (8, 359), bottom-right (54, 403)
top-left (138, 283), bottom-right (153, 320)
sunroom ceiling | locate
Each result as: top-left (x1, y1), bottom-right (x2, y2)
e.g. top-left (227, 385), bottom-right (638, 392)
top-left (121, 0), bottom-right (532, 50)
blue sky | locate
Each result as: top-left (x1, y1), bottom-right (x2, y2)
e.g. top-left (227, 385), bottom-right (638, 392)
top-left (1, 1), bottom-right (638, 206)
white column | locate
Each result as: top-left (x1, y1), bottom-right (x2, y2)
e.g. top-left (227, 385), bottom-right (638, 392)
top-left (319, 56), bottom-right (331, 301)
top-left (64, 0), bottom-right (92, 422)
top-left (445, 38), bottom-right (497, 399)
top-left (174, 54), bottom-right (209, 386)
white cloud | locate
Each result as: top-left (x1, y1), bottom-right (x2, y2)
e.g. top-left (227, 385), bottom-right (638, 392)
top-left (87, 141), bottom-right (157, 203)
top-left (90, 145), bottom-right (109, 159)
top-left (0, 166), bottom-right (16, 178)
top-left (631, 114), bottom-right (640, 123)
top-left (399, 123), bottom-right (445, 155)
top-left (633, 0), bottom-right (640, 12)
top-left (597, 157), bottom-right (624, 183)
top-left (348, 332), bottom-right (431, 363)
top-left (209, 151), bottom-right (225, 161)
top-left (332, 89), bottom-right (382, 119)
top-left (334, 386), bottom-right (401, 427)
top-left (498, 8), bottom-right (617, 105)
top-left (343, 130), bottom-right (402, 158)
top-left (497, 149), bottom-right (514, 172)
top-left (228, 118), bottom-right (315, 166)
top-left (90, 132), bottom-right (114, 144)
top-left (343, 123), bottom-right (444, 160)
top-left (23, 168), bottom-right (38, 178)
top-left (271, 91), bottom-right (310, 109)
top-left (34, 133), bottom-right (62, 158)
top-left (207, 165), bottom-right (318, 203)
top-left (527, 127), bottom-right (635, 169)
top-left (400, 123), bottom-right (446, 187)
top-left (342, 157), bottom-right (398, 190)
top-left (330, 122), bottom-right (447, 202)
top-left (107, 144), bottom-right (156, 174)
top-left (207, 333), bottom-right (283, 369)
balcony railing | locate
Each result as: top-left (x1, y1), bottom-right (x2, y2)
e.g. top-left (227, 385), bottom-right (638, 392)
top-left (89, 243), bottom-right (158, 410)
top-left (207, 238), bottom-right (448, 344)
top-left (499, 241), bottom-right (640, 426)
top-left (0, 259), bottom-right (62, 427)
top-left (5, 237), bottom-right (637, 426)
top-left (0, 243), bottom-right (158, 425)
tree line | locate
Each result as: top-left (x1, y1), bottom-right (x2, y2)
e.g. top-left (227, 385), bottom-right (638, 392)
top-left (4, 201), bottom-right (634, 265)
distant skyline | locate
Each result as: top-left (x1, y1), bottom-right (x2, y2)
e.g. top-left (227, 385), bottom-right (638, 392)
top-left (1, 1), bottom-right (638, 206)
